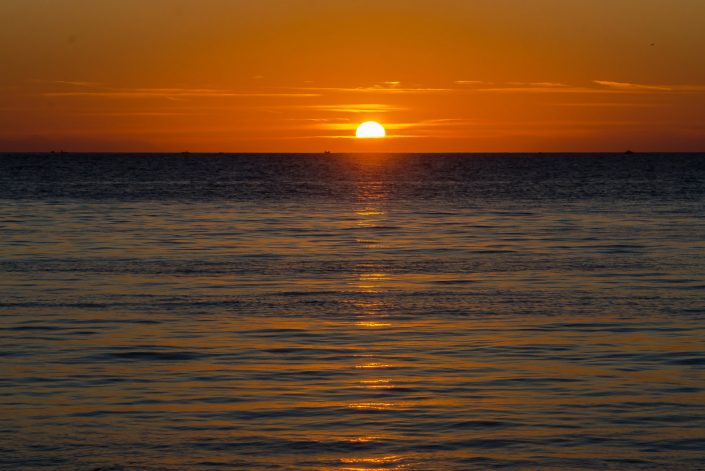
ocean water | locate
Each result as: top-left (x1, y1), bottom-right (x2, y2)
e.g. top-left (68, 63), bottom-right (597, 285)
top-left (1, 153), bottom-right (704, 470)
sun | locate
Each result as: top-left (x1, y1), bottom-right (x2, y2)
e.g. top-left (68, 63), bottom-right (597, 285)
top-left (356, 121), bottom-right (386, 139)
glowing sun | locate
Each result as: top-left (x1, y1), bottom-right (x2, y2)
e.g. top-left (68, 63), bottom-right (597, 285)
top-left (356, 121), bottom-right (386, 139)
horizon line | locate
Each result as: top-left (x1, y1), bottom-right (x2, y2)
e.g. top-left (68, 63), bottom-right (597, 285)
top-left (1, 151), bottom-right (704, 155)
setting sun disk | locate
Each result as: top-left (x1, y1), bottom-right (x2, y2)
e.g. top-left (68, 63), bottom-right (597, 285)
top-left (356, 121), bottom-right (386, 139)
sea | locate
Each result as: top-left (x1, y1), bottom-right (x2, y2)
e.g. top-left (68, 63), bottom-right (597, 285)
top-left (1, 153), bottom-right (704, 470)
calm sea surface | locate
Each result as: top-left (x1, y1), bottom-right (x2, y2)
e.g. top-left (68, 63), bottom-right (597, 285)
top-left (1, 153), bottom-right (704, 470)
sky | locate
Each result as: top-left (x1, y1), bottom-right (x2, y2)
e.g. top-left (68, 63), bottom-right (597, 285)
top-left (1, 0), bottom-right (705, 152)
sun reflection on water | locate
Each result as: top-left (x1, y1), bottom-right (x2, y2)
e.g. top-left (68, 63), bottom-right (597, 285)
top-left (347, 402), bottom-right (397, 410)
top-left (337, 175), bottom-right (412, 467)
top-left (354, 362), bottom-right (393, 369)
top-left (337, 454), bottom-right (409, 471)
top-left (355, 321), bottom-right (391, 328)
top-left (359, 379), bottom-right (395, 389)
top-left (355, 210), bottom-right (385, 217)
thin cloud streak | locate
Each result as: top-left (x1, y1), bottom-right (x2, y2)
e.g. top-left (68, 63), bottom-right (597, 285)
top-left (473, 86), bottom-right (609, 94)
top-left (72, 112), bottom-right (191, 117)
top-left (552, 102), bottom-right (664, 108)
top-left (594, 80), bottom-right (705, 92)
top-left (31, 79), bottom-right (104, 88)
top-left (453, 81), bottom-right (609, 94)
top-left (35, 80), bottom-right (705, 102)
top-left (44, 88), bottom-right (320, 98)
top-left (594, 81), bottom-right (673, 91)
top-left (307, 103), bottom-right (408, 113)
top-left (457, 80), bottom-right (705, 94)
top-left (295, 84), bottom-right (453, 94)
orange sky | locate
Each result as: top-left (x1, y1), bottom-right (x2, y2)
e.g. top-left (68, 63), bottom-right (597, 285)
top-left (1, 0), bottom-right (705, 152)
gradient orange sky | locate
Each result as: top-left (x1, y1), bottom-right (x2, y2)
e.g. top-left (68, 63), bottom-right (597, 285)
top-left (2, 0), bottom-right (705, 152)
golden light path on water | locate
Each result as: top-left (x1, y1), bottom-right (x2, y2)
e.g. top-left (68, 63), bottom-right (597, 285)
top-left (338, 167), bottom-right (484, 469)
top-left (344, 172), bottom-right (403, 467)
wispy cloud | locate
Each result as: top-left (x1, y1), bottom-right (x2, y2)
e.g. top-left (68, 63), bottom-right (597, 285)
top-left (296, 83), bottom-right (452, 94)
top-left (31, 78), bottom-right (705, 103)
top-left (456, 80), bottom-right (705, 94)
top-left (552, 102), bottom-right (664, 108)
top-left (513, 82), bottom-right (569, 88)
top-left (39, 82), bottom-right (320, 99)
top-left (475, 82), bottom-right (597, 94)
top-left (72, 111), bottom-right (190, 117)
top-left (307, 103), bottom-right (407, 113)
top-left (44, 87), bottom-right (320, 98)
top-left (594, 81), bottom-right (673, 92)
top-left (389, 118), bottom-right (480, 129)
top-left (455, 81), bottom-right (568, 88)
top-left (594, 80), bottom-right (705, 92)
top-left (455, 81), bottom-right (591, 94)
top-left (282, 117), bottom-right (351, 123)
top-left (31, 79), bottom-right (104, 88)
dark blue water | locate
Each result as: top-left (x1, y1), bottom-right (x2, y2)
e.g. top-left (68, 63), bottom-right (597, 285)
top-left (1, 153), bottom-right (704, 470)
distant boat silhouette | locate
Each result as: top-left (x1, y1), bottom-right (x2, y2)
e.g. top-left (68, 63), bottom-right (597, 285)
top-left (324, 150), bottom-right (331, 155)
top-left (624, 150), bottom-right (635, 155)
